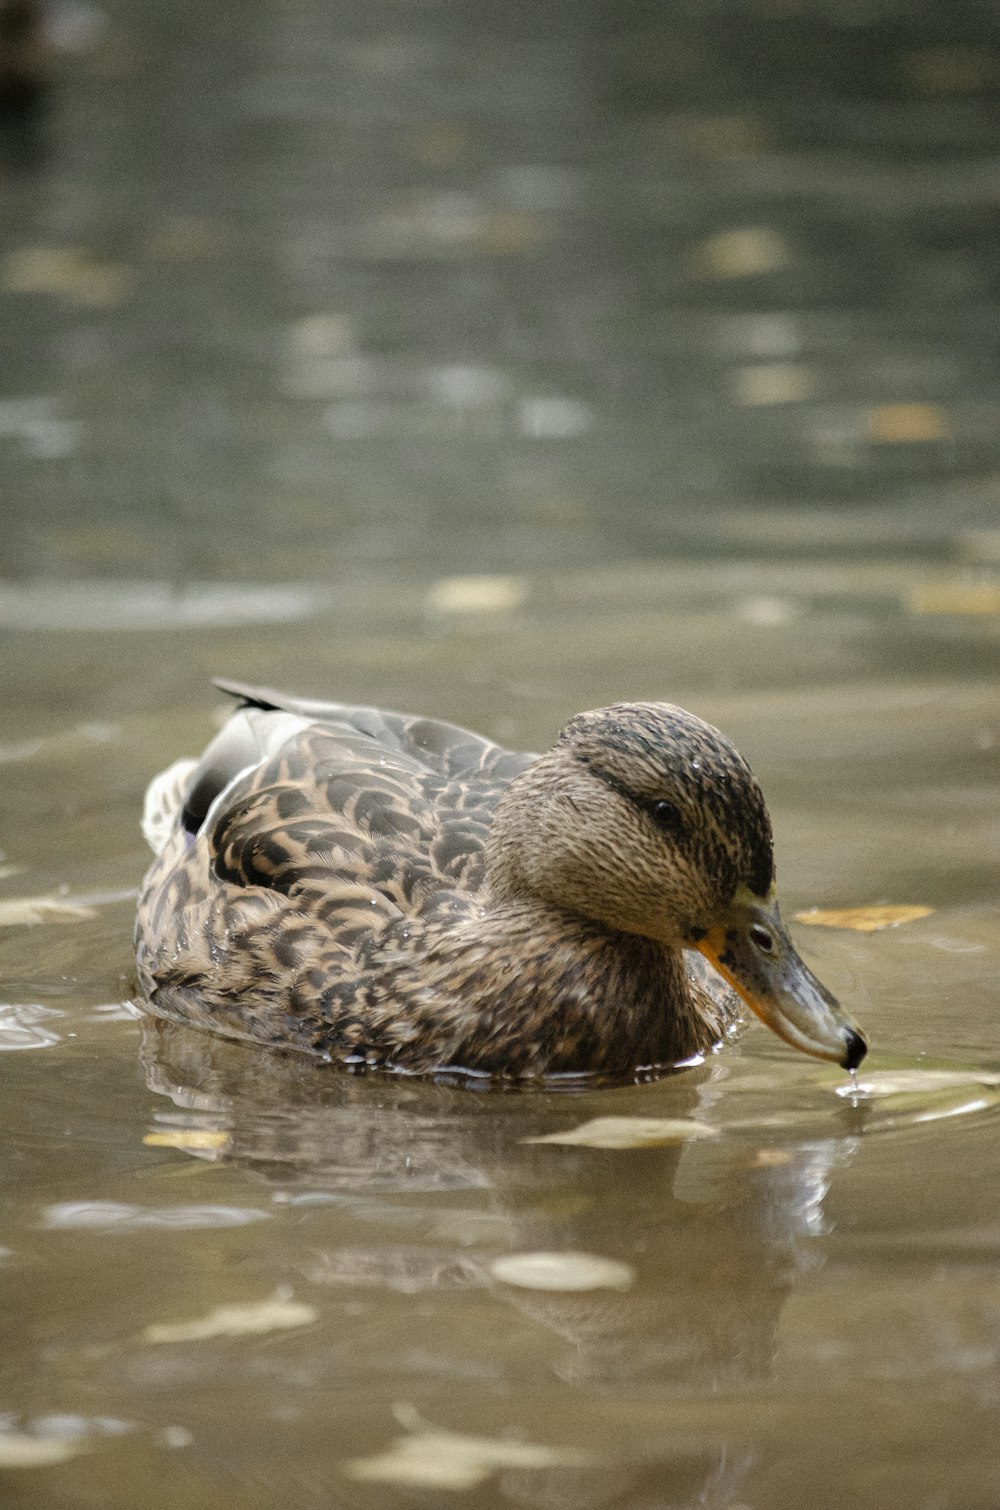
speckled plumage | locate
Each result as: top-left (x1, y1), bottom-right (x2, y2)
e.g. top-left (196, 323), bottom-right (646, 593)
top-left (134, 681), bottom-right (784, 1078)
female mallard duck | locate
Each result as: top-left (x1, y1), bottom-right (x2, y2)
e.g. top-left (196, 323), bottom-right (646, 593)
top-left (135, 681), bottom-right (866, 1078)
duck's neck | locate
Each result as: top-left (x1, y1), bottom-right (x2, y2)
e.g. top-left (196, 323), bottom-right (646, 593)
top-left (361, 900), bottom-right (723, 1076)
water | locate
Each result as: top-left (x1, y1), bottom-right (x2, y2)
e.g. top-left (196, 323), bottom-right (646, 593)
top-left (2, 1), bottom-right (1000, 1505)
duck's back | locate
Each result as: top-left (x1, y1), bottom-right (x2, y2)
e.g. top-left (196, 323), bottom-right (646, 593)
top-left (195, 680), bottom-right (535, 903)
top-left (135, 683), bottom-right (539, 1045)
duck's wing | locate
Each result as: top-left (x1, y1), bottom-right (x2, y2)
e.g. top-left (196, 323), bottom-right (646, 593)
top-left (136, 689), bottom-right (537, 1048)
top-left (162, 683), bottom-right (536, 916)
top-left (213, 678), bottom-right (533, 789)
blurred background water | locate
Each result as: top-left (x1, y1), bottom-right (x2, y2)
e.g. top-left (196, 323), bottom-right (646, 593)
top-left (1, 1), bottom-right (999, 1506)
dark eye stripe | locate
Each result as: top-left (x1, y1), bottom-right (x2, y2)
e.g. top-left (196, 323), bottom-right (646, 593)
top-left (582, 759), bottom-right (688, 840)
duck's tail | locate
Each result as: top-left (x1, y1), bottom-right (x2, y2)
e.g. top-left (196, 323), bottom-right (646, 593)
top-left (141, 758), bottom-right (198, 855)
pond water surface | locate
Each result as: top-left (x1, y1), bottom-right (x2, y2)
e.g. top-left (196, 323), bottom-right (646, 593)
top-left (2, 570), bottom-right (999, 1509)
top-left (3, 1), bottom-right (1000, 1506)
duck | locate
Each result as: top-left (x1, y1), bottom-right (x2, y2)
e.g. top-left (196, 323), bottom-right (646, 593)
top-left (134, 680), bottom-right (866, 1079)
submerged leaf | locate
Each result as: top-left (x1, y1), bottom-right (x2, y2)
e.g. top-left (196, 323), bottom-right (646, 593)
top-left (0, 895), bottom-right (98, 928)
top-left (143, 1129), bottom-right (230, 1152)
top-left (793, 904), bottom-right (933, 933)
top-left (343, 1406), bottom-right (591, 1489)
top-left (0, 1434), bottom-right (84, 1468)
top-left (524, 1116), bottom-right (719, 1149)
top-left (144, 1289), bottom-right (316, 1343)
top-left (488, 1251), bottom-right (634, 1292)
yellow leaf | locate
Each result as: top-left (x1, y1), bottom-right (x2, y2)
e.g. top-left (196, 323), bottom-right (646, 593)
top-left (866, 403), bottom-right (949, 442)
top-left (793, 905), bottom-right (933, 933)
top-left (752, 1149), bottom-right (794, 1167)
top-left (144, 1129), bottom-right (230, 1152)
top-left (524, 1116), bottom-right (719, 1149)
top-left (908, 582), bottom-right (1000, 616)
top-left (696, 227), bottom-right (791, 279)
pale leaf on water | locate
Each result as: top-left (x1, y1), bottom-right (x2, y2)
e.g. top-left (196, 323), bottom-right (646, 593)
top-left (524, 1116), bottom-right (719, 1149)
top-left (793, 904), bottom-right (933, 933)
top-left (144, 1288), bottom-right (316, 1344)
top-left (908, 582), bottom-right (1000, 616)
top-left (837, 1068), bottom-right (1000, 1099)
top-left (488, 1251), bottom-right (634, 1292)
top-left (343, 1405), bottom-right (592, 1490)
top-left (866, 402), bottom-right (949, 443)
top-left (143, 1129), bottom-right (231, 1152)
top-left (0, 895), bottom-right (98, 928)
top-left (425, 574), bottom-right (528, 614)
top-left (0, 1434), bottom-right (83, 1468)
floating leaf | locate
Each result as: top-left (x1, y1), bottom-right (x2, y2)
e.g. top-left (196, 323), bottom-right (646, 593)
top-left (425, 574), bottom-right (527, 614)
top-left (696, 226), bottom-right (791, 279)
top-left (866, 403), bottom-right (949, 443)
top-left (143, 1129), bottom-right (230, 1152)
top-left (793, 905), bottom-right (933, 933)
top-left (488, 1251), bottom-right (634, 1292)
top-left (343, 1405), bottom-right (591, 1490)
top-left (731, 362), bottom-right (815, 407)
top-left (0, 1434), bottom-right (84, 1468)
top-left (3, 246), bottom-right (131, 307)
top-left (472, 210), bottom-right (546, 254)
top-left (0, 895), bottom-right (97, 928)
top-left (524, 1116), bottom-right (718, 1149)
top-left (144, 1288), bottom-right (316, 1344)
top-left (908, 583), bottom-right (1000, 617)
top-left (836, 1068), bottom-right (1000, 1100)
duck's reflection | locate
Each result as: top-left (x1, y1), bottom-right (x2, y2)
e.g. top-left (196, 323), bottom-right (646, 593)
top-left (140, 1019), bottom-right (862, 1507)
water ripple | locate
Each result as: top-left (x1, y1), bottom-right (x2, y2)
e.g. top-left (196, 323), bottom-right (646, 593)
top-left (41, 1202), bottom-right (271, 1231)
top-left (0, 1004), bottom-right (63, 1050)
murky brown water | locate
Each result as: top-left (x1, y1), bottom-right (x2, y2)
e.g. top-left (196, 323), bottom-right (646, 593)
top-left (3, 0), bottom-right (1000, 1505)
top-left (2, 574), bottom-right (999, 1508)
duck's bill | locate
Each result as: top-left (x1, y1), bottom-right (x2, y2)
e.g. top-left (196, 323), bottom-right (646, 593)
top-left (694, 892), bottom-right (867, 1069)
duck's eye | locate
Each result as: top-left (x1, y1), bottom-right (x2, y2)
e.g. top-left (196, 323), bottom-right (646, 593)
top-left (749, 923), bottom-right (775, 954)
top-left (649, 800), bottom-right (683, 834)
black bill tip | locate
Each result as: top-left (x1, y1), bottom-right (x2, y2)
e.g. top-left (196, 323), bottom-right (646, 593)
top-left (842, 1027), bottom-right (868, 1072)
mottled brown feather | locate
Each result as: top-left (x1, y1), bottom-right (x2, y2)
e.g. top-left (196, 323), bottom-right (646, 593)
top-left (134, 685), bottom-right (767, 1078)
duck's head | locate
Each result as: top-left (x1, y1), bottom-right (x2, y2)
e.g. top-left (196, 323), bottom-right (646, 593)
top-left (487, 702), bottom-right (866, 1070)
